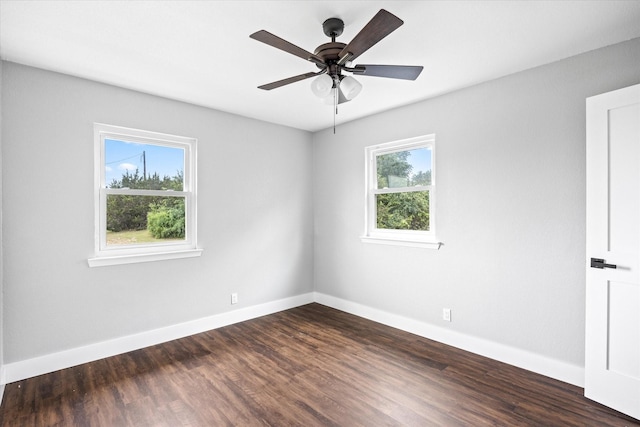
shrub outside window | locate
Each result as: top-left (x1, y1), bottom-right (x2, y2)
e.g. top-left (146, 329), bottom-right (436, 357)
top-left (89, 124), bottom-right (201, 267)
top-left (362, 135), bottom-right (440, 249)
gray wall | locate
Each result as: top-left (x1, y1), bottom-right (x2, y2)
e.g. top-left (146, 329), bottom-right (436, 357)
top-left (1, 62), bottom-right (314, 363)
top-left (312, 38), bottom-right (640, 368)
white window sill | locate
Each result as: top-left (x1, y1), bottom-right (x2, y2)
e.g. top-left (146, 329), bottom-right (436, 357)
top-left (88, 249), bottom-right (203, 267)
top-left (360, 236), bottom-right (442, 249)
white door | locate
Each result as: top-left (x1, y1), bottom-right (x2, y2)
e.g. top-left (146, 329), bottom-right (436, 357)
top-left (585, 83), bottom-right (640, 420)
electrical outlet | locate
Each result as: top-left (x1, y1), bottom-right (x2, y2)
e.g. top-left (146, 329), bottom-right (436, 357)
top-left (443, 308), bottom-right (451, 322)
top-left (231, 293), bottom-right (238, 305)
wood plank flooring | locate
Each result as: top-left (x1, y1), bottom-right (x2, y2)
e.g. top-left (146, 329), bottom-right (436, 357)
top-left (0, 303), bottom-right (638, 426)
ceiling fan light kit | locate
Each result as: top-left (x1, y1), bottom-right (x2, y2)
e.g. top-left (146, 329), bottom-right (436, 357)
top-left (311, 74), bottom-right (334, 98)
top-left (339, 76), bottom-right (363, 101)
top-left (250, 9), bottom-right (423, 130)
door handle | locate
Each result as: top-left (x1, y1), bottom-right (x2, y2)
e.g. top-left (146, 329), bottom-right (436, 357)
top-left (590, 258), bottom-right (617, 269)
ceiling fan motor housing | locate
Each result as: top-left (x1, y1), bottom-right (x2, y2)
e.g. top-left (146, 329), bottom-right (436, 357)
top-left (314, 42), bottom-right (347, 70)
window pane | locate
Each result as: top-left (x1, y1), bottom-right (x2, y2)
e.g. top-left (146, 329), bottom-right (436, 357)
top-left (106, 195), bottom-right (186, 246)
top-left (376, 147), bottom-right (432, 189)
top-left (105, 139), bottom-right (184, 190)
top-left (376, 191), bottom-right (429, 231)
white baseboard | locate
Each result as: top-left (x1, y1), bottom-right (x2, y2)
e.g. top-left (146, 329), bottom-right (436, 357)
top-left (0, 291), bottom-right (584, 389)
top-left (314, 292), bottom-right (585, 387)
top-left (1, 293), bottom-right (314, 385)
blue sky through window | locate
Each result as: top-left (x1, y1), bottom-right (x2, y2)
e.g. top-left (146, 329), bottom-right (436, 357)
top-left (407, 147), bottom-right (431, 177)
top-left (105, 139), bottom-right (184, 185)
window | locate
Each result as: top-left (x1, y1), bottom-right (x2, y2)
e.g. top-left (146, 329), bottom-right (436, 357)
top-left (88, 123), bottom-right (201, 267)
top-left (362, 135), bottom-right (440, 249)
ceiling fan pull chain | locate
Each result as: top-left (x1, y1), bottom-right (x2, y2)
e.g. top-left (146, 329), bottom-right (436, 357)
top-left (333, 88), bottom-right (338, 135)
top-left (334, 82), bottom-right (341, 134)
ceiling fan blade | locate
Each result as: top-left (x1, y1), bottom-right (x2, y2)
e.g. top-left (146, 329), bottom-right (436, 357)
top-left (250, 30), bottom-right (325, 66)
top-left (352, 64), bottom-right (423, 80)
top-left (338, 9), bottom-right (403, 62)
top-left (258, 71), bottom-right (323, 91)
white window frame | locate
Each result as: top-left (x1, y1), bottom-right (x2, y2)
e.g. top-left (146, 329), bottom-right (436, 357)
top-left (361, 134), bottom-right (441, 249)
top-left (88, 123), bottom-right (202, 267)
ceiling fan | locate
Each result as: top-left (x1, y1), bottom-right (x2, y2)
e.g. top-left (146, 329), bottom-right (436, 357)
top-left (250, 9), bottom-right (423, 106)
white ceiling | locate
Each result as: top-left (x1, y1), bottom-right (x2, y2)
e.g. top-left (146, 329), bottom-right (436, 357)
top-left (2, 1), bottom-right (640, 132)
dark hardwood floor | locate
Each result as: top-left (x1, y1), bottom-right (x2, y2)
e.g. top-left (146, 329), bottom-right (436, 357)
top-left (0, 303), bottom-right (638, 426)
